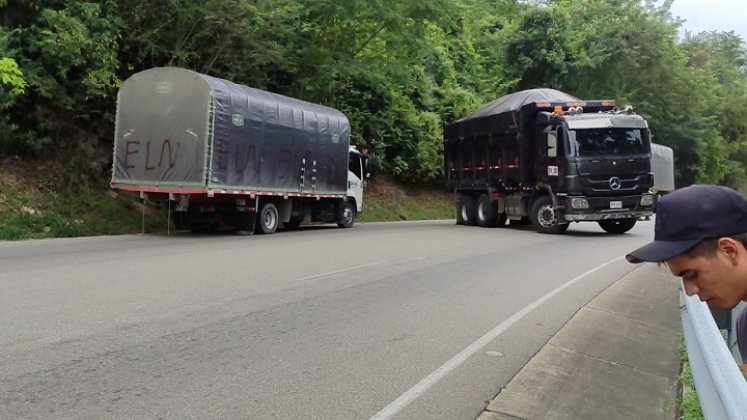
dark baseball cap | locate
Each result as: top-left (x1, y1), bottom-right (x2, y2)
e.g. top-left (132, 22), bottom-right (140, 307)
top-left (626, 185), bottom-right (747, 263)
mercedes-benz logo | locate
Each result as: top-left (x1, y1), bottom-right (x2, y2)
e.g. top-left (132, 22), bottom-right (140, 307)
top-left (609, 177), bottom-right (621, 190)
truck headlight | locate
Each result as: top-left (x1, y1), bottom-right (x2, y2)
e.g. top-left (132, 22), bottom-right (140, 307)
top-left (571, 198), bottom-right (589, 209)
top-left (640, 194), bottom-right (654, 206)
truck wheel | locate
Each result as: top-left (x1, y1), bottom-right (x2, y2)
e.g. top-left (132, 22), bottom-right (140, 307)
top-left (598, 219), bottom-right (636, 234)
top-left (476, 194), bottom-right (498, 227)
top-left (530, 195), bottom-right (569, 234)
top-left (456, 196), bottom-right (477, 226)
top-left (257, 202), bottom-right (279, 234)
top-left (337, 201), bottom-right (355, 228)
top-left (455, 198), bottom-right (465, 225)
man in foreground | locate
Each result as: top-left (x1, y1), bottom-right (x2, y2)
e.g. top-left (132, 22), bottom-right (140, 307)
top-left (626, 184), bottom-right (747, 370)
top-left (627, 184), bottom-right (747, 309)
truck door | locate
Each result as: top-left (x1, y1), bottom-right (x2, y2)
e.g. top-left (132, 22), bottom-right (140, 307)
top-left (535, 123), bottom-right (562, 187)
top-left (347, 149), bottom-right (364, 212)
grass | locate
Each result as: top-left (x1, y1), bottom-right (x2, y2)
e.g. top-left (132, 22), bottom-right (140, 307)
top-left (0, 158), bottom-right (454, 240)
top-left (357, 177), bottom-right (454, 223)
top-left (0, 158), bottom-right (167, 240)
top-left (678, 335), bottom-right (704, 420)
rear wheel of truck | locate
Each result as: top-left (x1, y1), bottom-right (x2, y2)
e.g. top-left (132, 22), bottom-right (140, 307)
top-left (456, 196), bottom-right (477, 226)
top-left (337, 201), bottom-right (355, 228)
top-left (476, 194), bottom-right (501, 227)
top-left (257, 202), bottom-right (279, 234)
top-left (598, 219), bottom-right (636, 234)
top-left (530, 195), bottom-right (569, 234)
top-left (455, 198), bottom-right (464, 225)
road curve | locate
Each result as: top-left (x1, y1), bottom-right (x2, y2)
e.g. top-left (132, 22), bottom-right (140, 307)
top-left (0, 219), bottom-right (655, 419)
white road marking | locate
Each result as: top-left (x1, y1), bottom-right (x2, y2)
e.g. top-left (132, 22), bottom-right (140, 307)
top-left (296, 261), bottom-right (388, 282)
top-left (369, 257), bottom-right (626, 420)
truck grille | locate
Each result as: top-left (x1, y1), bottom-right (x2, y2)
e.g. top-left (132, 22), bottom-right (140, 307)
top-left (584, 175), bottom-right (649, 196)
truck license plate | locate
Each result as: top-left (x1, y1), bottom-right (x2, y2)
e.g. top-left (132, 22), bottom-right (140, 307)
top-left (610, 201), bottom-right (623, 209)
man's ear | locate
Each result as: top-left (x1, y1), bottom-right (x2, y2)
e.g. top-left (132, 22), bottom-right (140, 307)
top-left (717, 237), bottom-right (741, 265)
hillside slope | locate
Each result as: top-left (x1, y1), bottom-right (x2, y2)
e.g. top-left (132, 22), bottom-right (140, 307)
top-left (0, 160), bottom-right (453, 240)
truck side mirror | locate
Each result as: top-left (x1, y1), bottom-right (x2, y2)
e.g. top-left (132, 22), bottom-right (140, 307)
top-left (363, 156), bottom-right (371, 178)
top-left (547, 132), bottom-right (558, 158)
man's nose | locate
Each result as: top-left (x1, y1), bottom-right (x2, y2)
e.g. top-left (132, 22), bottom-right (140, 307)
top-left (682, 280), bottom-right (699, 296)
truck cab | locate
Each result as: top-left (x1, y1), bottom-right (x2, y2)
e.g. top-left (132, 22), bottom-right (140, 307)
top-left (347, 146), bottom-right (368, 215)
top-left (536, 109), bottom-right (655, 231)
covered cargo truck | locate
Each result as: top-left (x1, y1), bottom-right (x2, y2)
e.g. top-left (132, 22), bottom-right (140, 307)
top-left (650, 143), bottom-right (675, 213)
top-left (444, 88), bottom-right (654, 234)
top-left (650, 143), bottom-right (675, 194)
top-left (111, 67), bottom-right (368, 234)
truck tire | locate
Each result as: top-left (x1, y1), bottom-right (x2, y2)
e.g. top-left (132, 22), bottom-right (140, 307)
top-left (257, 202), bottom-right (279, 234)
top-left (337, 201), bottom-right (355, 228)
top-left (457, 196), bottom-right (477, 226)
top-left (455, 198), bottom-right (465, 225)
top-left (476, 194), bottom-right (498, 227)
top-left (530, 195), bottom-right (569, 234)
top-left (598, 219), bottom-right (636, 234)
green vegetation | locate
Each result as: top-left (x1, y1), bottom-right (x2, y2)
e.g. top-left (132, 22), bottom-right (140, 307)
top-left (0, 159), bottom-right (166, 240)
top-left (678, 336), bottom-right (704, 420)
top-left (357, 177), bottom-right (454, 223)
top-left (0, 165), bottom-right (453, 240)
top-left (1, 0), bottom-right (747, 237)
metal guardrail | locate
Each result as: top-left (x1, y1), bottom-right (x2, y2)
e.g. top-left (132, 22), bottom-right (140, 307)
top-left (680, 289), bottom-right (747, 419)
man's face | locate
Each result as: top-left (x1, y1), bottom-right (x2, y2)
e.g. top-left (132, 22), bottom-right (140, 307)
top-left (667, 250), bottom-right (745, 309)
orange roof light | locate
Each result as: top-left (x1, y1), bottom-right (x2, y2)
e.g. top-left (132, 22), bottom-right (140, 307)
top-left (554, 106), bottom-right (563, 113)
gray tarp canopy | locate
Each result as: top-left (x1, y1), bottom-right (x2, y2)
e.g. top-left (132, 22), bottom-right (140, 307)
top-left (112, 67), bottom-right (350, 195)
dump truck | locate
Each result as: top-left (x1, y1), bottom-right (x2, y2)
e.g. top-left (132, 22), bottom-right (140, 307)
top-left (111, 67), bottom-right (368, 234)
top-left (444, 88), bottom-right (654, 234)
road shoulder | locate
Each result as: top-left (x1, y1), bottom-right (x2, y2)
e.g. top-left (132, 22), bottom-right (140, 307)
top-left (477, 264), bottom-right (681, 420)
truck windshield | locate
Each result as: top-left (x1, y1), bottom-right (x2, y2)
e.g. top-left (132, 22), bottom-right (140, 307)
top-left (568, 128), bottom-right (646, 156)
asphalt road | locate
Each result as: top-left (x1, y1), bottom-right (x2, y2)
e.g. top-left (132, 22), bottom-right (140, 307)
top-left (0, 219), bottom-right (655, 419)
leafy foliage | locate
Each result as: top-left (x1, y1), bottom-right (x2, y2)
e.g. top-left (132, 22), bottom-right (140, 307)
top-left (0, 0), bottom-right (746, 187)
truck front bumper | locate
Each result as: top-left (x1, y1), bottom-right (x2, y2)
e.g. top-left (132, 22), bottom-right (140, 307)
top-left (561, 194), bottom-right (654, 222)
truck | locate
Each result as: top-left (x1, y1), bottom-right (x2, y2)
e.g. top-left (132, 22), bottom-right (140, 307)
top-left (111, 67), bottom-right (368, 234)
top-left (443, 88), bottom-right (655, 234)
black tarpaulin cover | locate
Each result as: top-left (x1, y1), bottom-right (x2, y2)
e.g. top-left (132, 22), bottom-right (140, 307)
top-left (444, 88), bottom-right (581, 141)
top-left (443, 89), bottom-right (582, 187)
top-left (112, 67), bottom-right (350, 195)
top-left (459, 88), bottom-right (580, 121)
